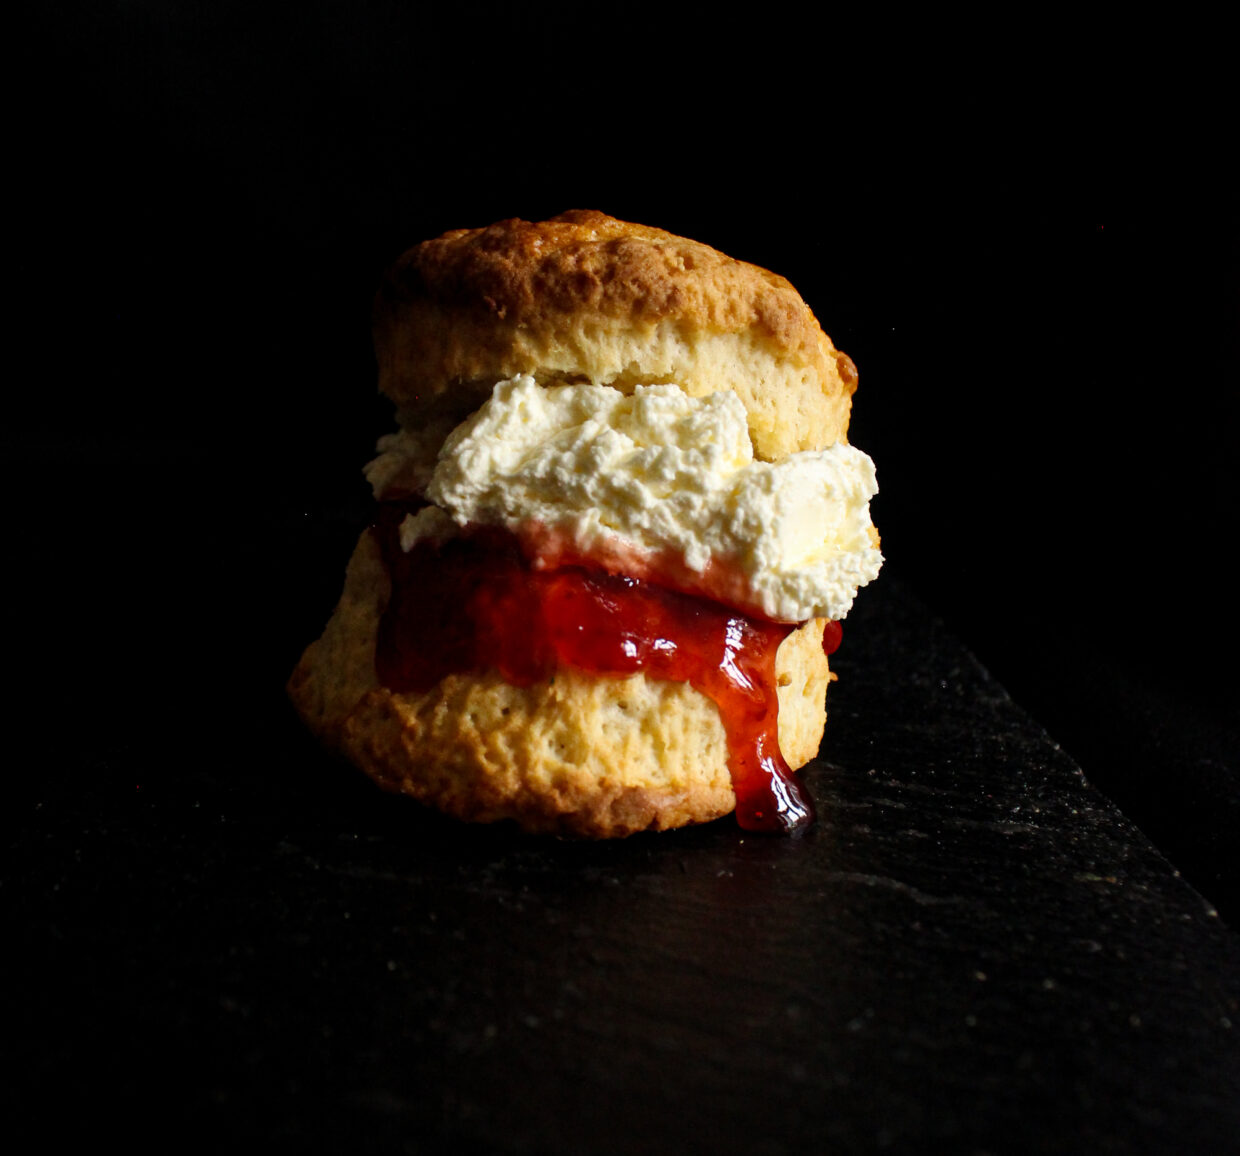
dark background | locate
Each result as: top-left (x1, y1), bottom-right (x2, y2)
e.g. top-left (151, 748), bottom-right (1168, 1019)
top-left (11, 6), bottom-right (1237, 914)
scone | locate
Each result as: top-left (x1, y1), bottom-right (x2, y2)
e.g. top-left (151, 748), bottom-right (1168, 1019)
top-left (288, 211), bottom-right (882, 837)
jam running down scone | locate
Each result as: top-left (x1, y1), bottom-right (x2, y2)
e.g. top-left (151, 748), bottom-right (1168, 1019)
top-left (288, 211), bottom-right (882, 837)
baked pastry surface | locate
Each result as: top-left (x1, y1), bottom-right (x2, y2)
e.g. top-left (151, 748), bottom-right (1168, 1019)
top-left (373, 210), bottom-right (857, 460)
top-left (288, 531), bottom-right (832, 837)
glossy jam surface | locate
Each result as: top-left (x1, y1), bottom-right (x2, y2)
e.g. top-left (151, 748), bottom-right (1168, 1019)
top-left (372, 504), bottom-right (816, 832)
top-left (821, 619), bottom-right (843, 656)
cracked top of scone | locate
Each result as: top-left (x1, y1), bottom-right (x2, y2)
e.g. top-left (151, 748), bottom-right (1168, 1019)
top-left (372, 210), bottom-right (858, 460)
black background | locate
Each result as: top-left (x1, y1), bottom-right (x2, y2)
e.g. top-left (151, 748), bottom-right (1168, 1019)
top-left (12, 9), bottom-right (1237, 908)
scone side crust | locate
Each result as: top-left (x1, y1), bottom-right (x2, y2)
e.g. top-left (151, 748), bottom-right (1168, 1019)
top-left (338, 674), bottom-right (739, 838)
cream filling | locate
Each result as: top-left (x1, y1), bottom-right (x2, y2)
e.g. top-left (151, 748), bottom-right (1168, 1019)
top-left (366, 375), bottom-right (883, 623)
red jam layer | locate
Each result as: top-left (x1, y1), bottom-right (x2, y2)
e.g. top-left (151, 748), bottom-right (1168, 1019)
top-left (371, 504), bottom-right (829, 833)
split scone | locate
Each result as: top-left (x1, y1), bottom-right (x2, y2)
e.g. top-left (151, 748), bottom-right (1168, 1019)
top-left (288, 211), bottom-right (882, 837)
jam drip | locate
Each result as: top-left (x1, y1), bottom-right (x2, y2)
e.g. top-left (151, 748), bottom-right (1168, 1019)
top-left (372, 505), bottom-right (816, 833)
top-left (821, 619), bottom-right (843, 657)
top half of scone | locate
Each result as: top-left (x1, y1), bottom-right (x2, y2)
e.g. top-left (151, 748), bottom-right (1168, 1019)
top-left (363, 210), bottom-right (881, 629)
top-left (371, 210), bottom-right (859, 461)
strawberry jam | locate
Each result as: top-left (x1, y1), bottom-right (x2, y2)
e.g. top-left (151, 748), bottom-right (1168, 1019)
top-left (372, 504), bottom-right (817, 833)
top-left (821, 619), bottom-right (843, 656)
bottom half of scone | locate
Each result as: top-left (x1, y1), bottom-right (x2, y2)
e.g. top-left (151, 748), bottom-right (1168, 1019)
top-left (287, 530), bottom-right (833, 837)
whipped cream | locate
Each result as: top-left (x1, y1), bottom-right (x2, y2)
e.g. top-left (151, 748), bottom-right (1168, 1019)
top-left (366, 375), bottom-right (883, 623)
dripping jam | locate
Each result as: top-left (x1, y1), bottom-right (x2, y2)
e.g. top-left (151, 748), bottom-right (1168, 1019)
top-left (371, 503), bottom-right (837, 833)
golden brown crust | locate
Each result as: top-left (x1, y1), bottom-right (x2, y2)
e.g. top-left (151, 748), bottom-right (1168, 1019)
top-left (287, 531), bottom-right (831, 837)
top-left (373, 210), bottom-right (857, 459)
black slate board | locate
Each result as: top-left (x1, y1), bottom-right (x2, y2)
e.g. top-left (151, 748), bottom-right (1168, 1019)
top-left (5, 559), bottom-right (1238, 1155)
